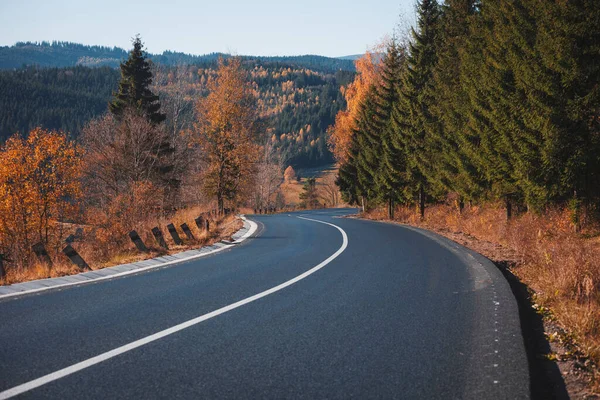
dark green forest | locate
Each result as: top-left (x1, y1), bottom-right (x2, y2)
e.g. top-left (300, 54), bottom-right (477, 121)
top-left (0, 66), bottom-right (120, 139)
top-left (0, 41), bottom-right (355, 73)
top-left (338, 0), bottom-right (600, 219)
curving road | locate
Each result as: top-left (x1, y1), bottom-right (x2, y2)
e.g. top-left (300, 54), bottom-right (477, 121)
top-left (0, 209), bottom-right (528, 399)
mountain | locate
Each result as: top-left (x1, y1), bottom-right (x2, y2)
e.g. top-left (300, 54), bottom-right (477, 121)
top-left (0, 42), bottom-right (356, 73)
top-left (336, 54), bottom-right (363, 60)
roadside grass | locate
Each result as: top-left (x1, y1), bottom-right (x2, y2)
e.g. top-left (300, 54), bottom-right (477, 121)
top-left (364, 202), bottom-right (600, 390)
top-left (0, 206), bottom-right (242, 286)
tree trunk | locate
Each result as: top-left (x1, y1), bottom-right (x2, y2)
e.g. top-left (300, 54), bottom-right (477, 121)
top-left (217, 194), bottom-right (224, 217)
top-left (388, 198), bottom-right (394, 220)
top-left (361, 196), bottom-right (365, 214)
top-left (458, 198), bottom-right (464, 214)
top-left (505, 195), bottom-right (512, 221)
top-left (419, 186), bottom-right (425, 220)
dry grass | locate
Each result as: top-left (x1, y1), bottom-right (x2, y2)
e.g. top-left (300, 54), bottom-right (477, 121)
top-left (278, 165), bottom-right (345, 209)
top-left (365, 202), bottom-right (600, 384)
top-left (0, 206), bottom-right (243, 286)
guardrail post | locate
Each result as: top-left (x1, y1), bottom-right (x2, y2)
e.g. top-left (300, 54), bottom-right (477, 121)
top-left (167, 223), bottom-right (183, 245)
top-left (0, 255), bottom-right (5, 279)
top-left (62, 245), bottom-right (90, 271)
top-left (128, 230), bottom-right (148, 252)
top-left (180, 223), bottom-right (195, 240)
top-left (194, 216), bottom-right (204, 230)
top-left (151, 227), bottom-right (169, 249)
top-left (32, 242), bottom-right (53, 268)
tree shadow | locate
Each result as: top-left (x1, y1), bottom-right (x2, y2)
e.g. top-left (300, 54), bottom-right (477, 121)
top-left (495, 260), bottom-right (570, 400)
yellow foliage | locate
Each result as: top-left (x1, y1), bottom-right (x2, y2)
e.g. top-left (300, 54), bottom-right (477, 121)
top-left (194, 57), bottom-right (260, 212)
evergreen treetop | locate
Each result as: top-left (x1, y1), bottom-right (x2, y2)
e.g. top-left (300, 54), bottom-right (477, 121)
top-left (109, 36), bottom-right (166, 125)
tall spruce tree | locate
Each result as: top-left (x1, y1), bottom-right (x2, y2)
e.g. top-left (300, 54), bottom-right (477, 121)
top-left (352, 86), bottom-right (381, 206)
top-left (109, 36), bottom-right (166, 125)
top-left (459, 0), bottom-right (521, 218)
top-left (109, 36), bottom-right (175, 205)
top-left (521, 0), bottom-right (600, 211)
top-left (426, 0), bottom-right (486, 209)
top-left (391, 0), bottom-right (441, 219)
top-left (375, 40), bottom-right (406, 218)
top-left (336, 86), bottom-right (380, 209)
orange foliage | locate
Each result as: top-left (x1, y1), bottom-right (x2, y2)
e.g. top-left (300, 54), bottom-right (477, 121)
top-left (327, 50), bottom-right (382, 164)
top-left (283, 165), bottom-right (296, 183)
top-left (0, 128), bottom-right (82, 267)
top-left (194, 57), bottom-right (260, 212)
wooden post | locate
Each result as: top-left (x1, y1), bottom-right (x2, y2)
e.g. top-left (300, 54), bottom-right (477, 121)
top-left (194, 216), bottom-right (204, 231)
top-left (151, 227), bottom-right (169, 249)
top-left (419, 186), bottom-right (425, 220)
top-left (62, 245), bottom-right (90, 271)
top-left (129, 230), bottom-right (148, 252)
top-left (0, 255), bottom-right (5, 279)
top-left (180, 223), bottom-right (195, 240)
top-left (167, 223), bottom-right (183, 245)
top-left (32, 242), bottom-right (53, 268)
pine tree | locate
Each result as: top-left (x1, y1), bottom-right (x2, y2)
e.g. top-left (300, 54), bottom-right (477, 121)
top-left (391, 0), bottom-right (441, 219)
top-left (520, 0), bottom-right (600, 210)
top-left (374, 40), bottom-right (405, 218)
top-left (109, 36), bottom-right (166, 125)
top-left (426, 0), bottom-right (486, 209)
top-left (352, 86), bottom-right (381, 206)
top-left (299, 177), bottom-right (320, 209)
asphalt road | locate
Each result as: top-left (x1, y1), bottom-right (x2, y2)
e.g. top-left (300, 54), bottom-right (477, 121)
top-left (0, 208), bottom-right (529, 399)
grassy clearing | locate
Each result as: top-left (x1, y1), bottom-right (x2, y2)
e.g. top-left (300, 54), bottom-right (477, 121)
top-left (279, 164), bottom-right (343, 208)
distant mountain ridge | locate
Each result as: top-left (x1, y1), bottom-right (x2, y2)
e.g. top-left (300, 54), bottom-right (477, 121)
top-left (0, 41), bottom-right (356, 73)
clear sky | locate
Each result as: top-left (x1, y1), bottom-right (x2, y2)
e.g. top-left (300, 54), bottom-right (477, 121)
top-left (0, 0), bottom-right (416, 57)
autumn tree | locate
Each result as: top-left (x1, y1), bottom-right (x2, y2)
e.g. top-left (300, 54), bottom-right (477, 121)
top-left (0, 128), bottom-right (82, 268)
top-left (327, 50), bottom-right (382, 164)
top-left (253, 140), bottom-right (283, 211)
top-left (284, 166), bottom-right (296, 183)
top-left (194, 57), bottom-right (260, 214)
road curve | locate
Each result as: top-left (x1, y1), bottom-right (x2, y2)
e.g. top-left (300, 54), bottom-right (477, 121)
top-left (0, 208), bottom-right (528, 399)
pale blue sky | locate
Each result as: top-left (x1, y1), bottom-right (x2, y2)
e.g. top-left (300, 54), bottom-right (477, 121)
top-left (0, 0), bottom-right (416, 57)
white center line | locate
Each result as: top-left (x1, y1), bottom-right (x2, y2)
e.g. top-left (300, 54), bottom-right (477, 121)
top-left (0, 215), bottom-right (348, 400)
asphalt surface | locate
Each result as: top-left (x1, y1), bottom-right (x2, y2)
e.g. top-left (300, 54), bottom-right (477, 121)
top-left (0, 208), bottom-right (529, 399)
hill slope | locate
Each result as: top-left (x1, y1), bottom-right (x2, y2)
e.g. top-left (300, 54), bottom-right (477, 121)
top-left (0, 63), bottom-right (354, 168)
top-left (0, 41), bottom-right (356, 73)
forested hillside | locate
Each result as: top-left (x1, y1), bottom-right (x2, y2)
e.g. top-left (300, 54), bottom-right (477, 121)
top-left (0, 61), bottom-right (352, 167)
top-left (0, 42), bottom-right (355, 73)
top-left (0, 66), bottom-right (120, 138)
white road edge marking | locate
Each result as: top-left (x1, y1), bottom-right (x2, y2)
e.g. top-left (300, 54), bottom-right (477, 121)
top-left (0, 217), bottom-right (258, 301)
top-left (0, 215), bottom-right (348, 399)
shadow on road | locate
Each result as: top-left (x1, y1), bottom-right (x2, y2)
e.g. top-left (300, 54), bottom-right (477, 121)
top-left (495, 261), bottom-right (570, 400)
